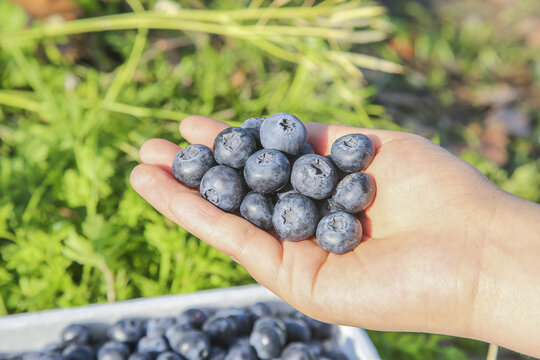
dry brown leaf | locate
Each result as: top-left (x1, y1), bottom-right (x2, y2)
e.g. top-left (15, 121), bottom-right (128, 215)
top-left (480, 119), bottom-right (508, 166)
top-left (11, 0), bottom-right (80, 20)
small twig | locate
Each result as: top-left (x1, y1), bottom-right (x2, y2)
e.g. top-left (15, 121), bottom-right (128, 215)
top-left (99, 261), bottom-right (116, 303)
top-left (486, 343), bottom-right (499, 360)
top-left (105, 0), bottom-right (148, 103)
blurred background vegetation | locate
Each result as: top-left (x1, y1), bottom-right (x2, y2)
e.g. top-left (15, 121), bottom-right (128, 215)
top-left (0, 0), bottom-right (538, 359)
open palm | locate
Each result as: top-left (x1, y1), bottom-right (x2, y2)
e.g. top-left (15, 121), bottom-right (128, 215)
top-left (131, 115), bottom-right (495, 338)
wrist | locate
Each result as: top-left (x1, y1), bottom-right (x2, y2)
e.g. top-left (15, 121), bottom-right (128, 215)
top-left (467, 188), bottom-right (540, 357)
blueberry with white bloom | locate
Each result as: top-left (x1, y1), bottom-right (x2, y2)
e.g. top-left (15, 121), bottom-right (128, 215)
top-left (177, 308), bottom-right (209, 330)
top-left (316, 212), bottom-right (362, 254)
top-left (136, 336), bottom-right (169, 357)
top-left (107, 319), bottom-right (145, 343)
top-left (259, 113), bottom-right (307, 155)
top-left (97, 342), bottom-right (130, 360)
top-left (155, 352), bottom-right (183, 360)
top-left (172, 144), bottom-right (215, 187)
top-left (169, 330), bottom-right (210, 360)
top-left (249, 325), bottom-right (284, 359)
top-left (273, 194), bottom-right (318, 241)
top-left (331, 172), bottom-right (376, 214)
top-left (281, 343), bottom-right (314, 360)
top-left (146, 317), bottom-right (176, 338)
top-left (244, 149), bottom-right (290, 194)
top-left (213, 127), bottom-right (257, 169)
top-left (284, 318), bottom-right (311, 343)
top-left (330, 133), bottom-right (374, 173)
top-left (241, 117), bottom-right (265, 143)
top-left (291, 155), bottom-right (338, 200)
top-left (224, 343), bottom-right (257, 360)
top-left (62, 324), bottom-right (91, 346)
top-left (240, 192), bottom-right (274, 230)
top-left (200, 165), bottom-right (246, 212)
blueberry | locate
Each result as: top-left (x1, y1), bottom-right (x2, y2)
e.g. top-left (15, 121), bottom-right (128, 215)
top-left (317, 199), bottom-right (338, 219)
top-left (316, 212), bottom-right (362, 254)
top-left (61, 324), bottom-right (91, 345)
top-left (252, 317), bottom-right (287, 336)
top-left (252, 317), bottom-right (286, 347)
top-left (291, 155), bottom-right (338, 200)
top-left (108, 318), bottom-right (146, 343)
top-left (241, 117), bottom-right (265, 144)
top-left (283, 318), bottom-right (311, 343)
top-left (224, 344), bottom-right (257, 360)
top-left (248, 302), bottom-right (274, 319)
top-left (331, 172), bottom-right (375, 214)
top-left (200, 165), bottom-right (246, 212)
top-left (213, 127), bottom-right (257, 169)
top-left (97, 342), bottom-right (130, 360)
top-left (38, 355), bottom-right (65, 360)
top-left (325, 156), bottom-right (345, 180)
top-left (172, 144), bottom-right (216, 188)
top-left (213, 308), bottom-right (252, 335)
top-left (137, 336), bottom-right (169, 357)
top-left (62, 345), bottom-right (93, 360)
top-left (241, 117), bottom-right (265, 132)
top-left (208, 347), bottom-right (226, 360)
top-left (281, 343), bottom-right (313, 360)
top-left (202, 314), bottom-right (238, 345)
top-left (177, 308), bottom-right (209, 330)
top-left (128, 354), bottom-right (152, 360)
top-left (240, 192), bottom-right (274, 230)
top-left (168, 330), bottom-right (210, 360)
top-left (259, 113), bottom-right (307, 155)
top-left (275, 182), bottom-right (296, 200)
top-left (323, 350), bottom-right (347, 360)
top-left (146, 317), bottom-right (177, 338)
top-left (300, 142), bottom-right (314, 156)
top-left (165, 324), bottom-right (190, 348)
top-left (302, 317), bottom-right (334, 340)
top-left (42, 343), bottom-right (66, 354)
top-left (249, 326), bottom-right (285, 359)
top-left (230, 337), bottom-right (250, 348)
top-left (155, 352), bottom-right (183, 360)
top-left (22, 352), bottom-right (46, 360)
top-left (304, 341), bottom-right (323, 357)
top-left (288, 142), bottom-right (315, 164)
top-left (243, 149), bottom-right (290, 194)
top-left (273, 193), bottom-right (319, 241)
top-left (330, 134), bottom-right (374, 173)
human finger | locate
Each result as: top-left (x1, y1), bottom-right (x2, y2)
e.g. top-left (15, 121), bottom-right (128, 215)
top-left (179, 115), bottom-right (229, 148)
top-left (139, 138), bottom-right (181, 173)
top-left (130, 163), bottom-right (197, 220)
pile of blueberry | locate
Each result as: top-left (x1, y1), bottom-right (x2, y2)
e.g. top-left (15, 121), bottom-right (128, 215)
top-left (173, 113), bottom-right (376, 254)
top-left (15, 303), bottom-right (349, 360)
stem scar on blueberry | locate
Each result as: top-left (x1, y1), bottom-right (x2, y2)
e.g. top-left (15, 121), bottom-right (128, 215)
top-left (222, 133), bottom-right (240, 151)
top-left (343, 136), bottom-right (358, 148)
top-left (203, 188), bottom-right (221, 204)
top-left (257, 152), bottom-right (273, 164)
top-left (279, 119), bottom-right (294, 132)
top-left (329, 216), bottom-right (346, 231)
top-left (310, 159), bottom-right (329, 176)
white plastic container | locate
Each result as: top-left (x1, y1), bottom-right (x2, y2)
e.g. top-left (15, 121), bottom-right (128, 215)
top-left (0, 284), bottom-right (380, 359)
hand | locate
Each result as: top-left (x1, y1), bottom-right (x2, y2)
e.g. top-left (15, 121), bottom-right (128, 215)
top-left (130, 115), bottom-right (539, 356)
